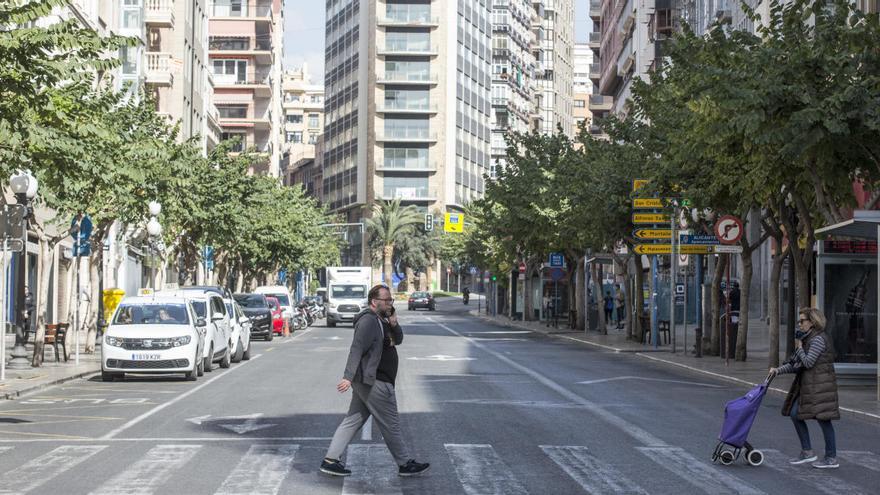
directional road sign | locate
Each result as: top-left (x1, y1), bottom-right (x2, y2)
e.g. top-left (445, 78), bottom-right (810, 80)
top-left (633, 198), bottom-right (665, 209)
top-left (632, 213), bottom-right (670, 224)
top-left (634, 229), bottom-right (671, 240)
top-left (444, 212), bottom-right (464, 233)
top-left (679, 234), bottom-right (720, 245)
top-left (549, 252), bottom-right (564, 267)
top-left (713, 244), bottom-right (744, 254)
top-left (634, 244), bottom-right (715, 255)
top-left (632, 179), bottom-right (649, 192)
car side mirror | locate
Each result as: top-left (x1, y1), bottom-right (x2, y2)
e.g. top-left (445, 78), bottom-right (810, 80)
top-left (212, 312), bottom-right (224, 322)
top-left (196, 317), bottom-right (207, 327)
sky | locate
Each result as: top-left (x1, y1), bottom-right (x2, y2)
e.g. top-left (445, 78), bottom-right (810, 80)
top-left (283, 1), bottom-right (592, 82)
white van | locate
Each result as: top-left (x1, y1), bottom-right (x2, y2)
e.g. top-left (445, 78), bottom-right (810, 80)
top-left (254, 286), bottom-right (294, 330)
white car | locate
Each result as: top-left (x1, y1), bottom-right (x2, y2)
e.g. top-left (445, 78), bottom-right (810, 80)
top-left (102, 296), bottom-right (206, 381)
top-left (226, 300), bottom-right (252, 363)
top-left (158, 290), bottom-right (232, 372)
top-left (254, 285), bottom-right (294, 330)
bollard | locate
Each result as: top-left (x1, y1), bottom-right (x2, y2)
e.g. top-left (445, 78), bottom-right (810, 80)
top-left (694, 327), bottom-right (703, 358)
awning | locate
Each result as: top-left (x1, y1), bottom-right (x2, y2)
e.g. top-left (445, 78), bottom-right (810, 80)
top-left (815, 210), bottom-right (880, 238)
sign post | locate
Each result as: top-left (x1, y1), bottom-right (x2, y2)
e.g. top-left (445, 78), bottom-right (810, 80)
top-left (670, 205), bottom-right (677, 353)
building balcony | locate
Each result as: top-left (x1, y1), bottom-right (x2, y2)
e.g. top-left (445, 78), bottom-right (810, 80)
top-left (376, 131), bottom-right (438, 143)
top-left (145, 52), bottom-right (173, 85)
top-left (588, 95), bottom-right (613, 111)
top-left (377, 44), bottom-right (439, 57)
top-left (589, 0), bottom-right (602, 21)
top-left (589, 63), bottom-right (601, 82)
top-left (376, 161), bottom-right (438, 173)
top-left (219, 116), bottom-right (272, 130)
top-left (376, 72), bottom-right (439, 85)
top-left (209, 40), bottom-right (272, 63)
top-left (144, 0), bottom-right (174, 27)
top-left (588, 31), bottom-right (601, 50)
top-left (617, 37), bottom-right (634, 76)
top-left (376, 103), bottom-right (438, 115)
top-left (619, 0), bottom-right (635, 34)
top-left (380, 189), bottom-right (436, 202)
top-left (377, 16), bottom-right (440, 28)
top-left (210, 2), bottom-right (272, 22)
top-left (213, 74), bottom-right (272, 96)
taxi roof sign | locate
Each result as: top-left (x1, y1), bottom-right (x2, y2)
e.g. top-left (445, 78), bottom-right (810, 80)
top-left (137, 288), bottom-right (155, 296)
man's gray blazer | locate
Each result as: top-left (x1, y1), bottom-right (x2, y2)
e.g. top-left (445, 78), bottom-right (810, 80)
top-left (343, 309), bottom-right (404, 386)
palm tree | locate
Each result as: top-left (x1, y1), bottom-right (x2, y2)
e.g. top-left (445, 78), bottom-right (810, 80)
top-left (366, 199), bottom-right (423, 293)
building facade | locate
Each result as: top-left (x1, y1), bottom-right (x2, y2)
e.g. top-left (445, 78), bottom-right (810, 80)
top-left (535, 0), bottom-right (574, 136)
top-left (208, 0), bottom-right (285, 175)
top-left (281, 65), bottom-right (325, 200)
top-left (572, 42), bottom-right (594, 136)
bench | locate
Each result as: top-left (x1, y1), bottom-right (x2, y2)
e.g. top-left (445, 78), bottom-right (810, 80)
top-left (642, 318), bottom-right (671, 345)
top-left (45, 323), bottom-right (69, 363)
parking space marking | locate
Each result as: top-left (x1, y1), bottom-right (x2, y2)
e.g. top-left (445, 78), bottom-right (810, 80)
top-left (0, 403), bottom-right (159, 415)
top-left (0, 429), bottom-right (91, 440)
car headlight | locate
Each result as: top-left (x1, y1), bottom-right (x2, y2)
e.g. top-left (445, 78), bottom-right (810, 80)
top-left (171, 336), bottom-right (192, 347)
top-left (105, 335), bottom-right (124, 347)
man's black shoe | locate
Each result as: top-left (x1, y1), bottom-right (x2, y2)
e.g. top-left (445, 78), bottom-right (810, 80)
top-left (320, 458), bottom-right (352, 477)
top-left (398, 459), bottom-right (430, 477)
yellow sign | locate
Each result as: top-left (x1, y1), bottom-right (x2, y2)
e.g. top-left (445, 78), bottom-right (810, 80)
top-left (632, 179), bottom-right (649, 192)
top-left (634, 229), bottom-right (671, 240)
top-left (633, 198), bottom-right (664, 208)
top-left (632, 213), bottom-right (670, 224)
top-left (444, 212), bottom-right (464, 233)
top-left (634, 244), bottom-right (714, 255)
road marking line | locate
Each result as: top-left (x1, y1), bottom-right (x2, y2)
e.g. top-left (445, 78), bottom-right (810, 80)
top-left (445, 444), bottom-right (528, 495)
top-left (265, 347), bottom-right (276, 352)
top-left (361, 417), bottom-right (372, 440)
top-left (764, 450), bottom-right (869, 494)
top-left (637, 446), bottom-right (765, 495)
top-left (215, 444), bottom-right (299, 495)
top-left (0, 446), bottom-right (11, 455)
top-left (541, 445), bottom-right (648, 494)
top-left (100, 355), bottom-right (263, 440)
top-left (576, 376), bottom-right (722, 388)
top-left (0, 436), bottom-right (333, 443)
top-left (342, 444), bottom-right (401, 495)
top-left (428, 318), bottom-right (669, 447)
top-left (839, 450), bottom-right (880, 472)
top-left (90, 444), bottom-right (201, 495)
top-left (0, 429), bottom-right (91, 440)
top-left (0, 403), bottom-right (158, 415)
top-left (0, 445), bottom-right (106, 493)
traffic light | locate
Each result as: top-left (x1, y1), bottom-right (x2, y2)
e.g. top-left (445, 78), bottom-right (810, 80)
top-left (491, 275), bottom-right (497, 281)
top-left (424, 213), bottom-right (434, 231)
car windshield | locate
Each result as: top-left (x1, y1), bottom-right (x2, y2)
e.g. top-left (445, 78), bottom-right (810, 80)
top-left (191, 301), bottom-right (207, 318)
top-left (225, 303), bottom-right (234, 316)
top-left (332, 285), bottom-right (366, 299)
top-left (267, 299), bottom-right (280, 310)
top-left (267, 294), bottom-right (290, 306)
top-left (113, 304), bottom-right (189, 325)
top-left (412, 292), bottom-right (427, 298)
top-left (235, 294), bottom-right (267, 308)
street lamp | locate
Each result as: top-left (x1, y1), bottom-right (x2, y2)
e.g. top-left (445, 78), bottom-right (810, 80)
top-left (7, 170), bottom-right (38, 369)
top-left (146, 203), bottom-right (162, 291)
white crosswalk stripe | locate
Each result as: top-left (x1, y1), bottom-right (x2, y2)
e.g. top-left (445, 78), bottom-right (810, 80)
top-left (341, 444), bottom-right (402, 495)
top-left (445, 444), bottom-right (528, 495)
top-left (214, 444), bottom-right (299, 495)
top-left (839, 451), bottom-right (880, 472)
top-left (541, 445), bottom-right (649, 494)
top-left (0, 447), bottom-right (12, 456)
top-left (636, 446), bottom-right (766, 495)
top-left (0, 445), bottom-right (106, 494)
top-left (89, 444), bottom-right (201, 495)
top-left (763, 450), bottom-right (870, 495)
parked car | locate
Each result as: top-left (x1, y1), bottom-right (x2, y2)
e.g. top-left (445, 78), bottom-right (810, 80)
top-left (158, 289), bottom-right (232, 372)
top-left (265, 296), bottom-right (285, 335)
top-left (101, 296), bottom-right (206, 381)
top-left (254, 286), bottom-right (294, 331)
top-left (233, 293), bottom-right (274, 341)
top-left (408, 291), bottom-right (435, 311)
top-left (226, 300), bottom-right (252, 363)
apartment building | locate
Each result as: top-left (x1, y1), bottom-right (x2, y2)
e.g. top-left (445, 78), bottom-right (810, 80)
top-left (281, 65), bottom-right (325, 200)
top-left (535, 0), bottom-right (575, 137)
top-left (208, 0), bottom-right (285, 175)
top-left (572, 42), bottom-right (593, 136)
top-left (323, 0), bottom-right (493, 231)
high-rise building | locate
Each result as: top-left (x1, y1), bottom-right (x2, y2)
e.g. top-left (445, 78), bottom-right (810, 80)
top-left (208, 0), bottom-right (285, 175)
top-left (535, 0), bottom-right (575, 136)
top-left (572, 42), bottom-right (594, 137)
top-left (323, 0), bottom-right (493, 232)
top-left (281, 65), bottom-right (325, 199)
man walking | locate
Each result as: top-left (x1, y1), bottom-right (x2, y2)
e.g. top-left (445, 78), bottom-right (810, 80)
top-left (320, 284), bottom-right (430, 477)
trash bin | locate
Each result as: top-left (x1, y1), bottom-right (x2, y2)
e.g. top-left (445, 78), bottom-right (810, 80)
top-left (102, 288), bottom-right (126, 324)
top-left (719, 312), bottom-right (739, 359)
top-left (694, 327), bottom-right (703, 358)
top-left (588, 304), bottom-right (599, 331)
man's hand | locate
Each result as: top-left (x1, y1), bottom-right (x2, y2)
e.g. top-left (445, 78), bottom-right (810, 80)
top-left (768, 367), bottom-right (778, 377)
top-left (388, 314), bottom-right (398, 327)
top-left (337, 379), bottom-right (351, 393)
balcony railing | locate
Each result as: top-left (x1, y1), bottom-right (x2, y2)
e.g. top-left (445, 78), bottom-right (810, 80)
top-left (588, 31), bottom-right (601, 48)
top-left (145, 52), bottom-right (173, 85)
top-left (589, 63), bottom-right (601, 80)
top-left (589, 0), bottom-right (602, 19)
top-left (145, 0), bottom-right (174, 26)
top-left (377, 102), bottom-right (438, 113)
top-left (209, 39), bottom-right (272, 51)
top-left (213, 73), bottom-right (272, 86)
top-left (378, 43), bottom-right (438, 56)
top-left (211, 2), bottom-right (272, 18)
top-left (378, 14), bottom-right (439, 26)
top-left (588, 95), bottom-right (613, 111)
top-left (382, 187), bottom-right (433, 200)
top-left (377, 72), bottom-right (439, 84)
top-left (378, 161), bottom-right (437, 172)
top-left (377, 130), bottom-right (437, 141)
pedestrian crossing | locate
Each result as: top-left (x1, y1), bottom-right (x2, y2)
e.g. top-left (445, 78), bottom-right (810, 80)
top-left (0, 442), bottom-right (876, 494)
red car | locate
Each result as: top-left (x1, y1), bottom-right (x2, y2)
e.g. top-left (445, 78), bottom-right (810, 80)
top-left (266, 296), bottom-right (285, 335)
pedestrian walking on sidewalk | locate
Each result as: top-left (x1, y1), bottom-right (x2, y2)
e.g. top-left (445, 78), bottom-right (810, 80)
top-left (769, 307), bottom-right (840, 469)
top-left (321, 284), bottom-right (430, 478)
top-left (615, 288), bottom-right (625, 330)
top-left (603, 292), bottom-right (614, 326)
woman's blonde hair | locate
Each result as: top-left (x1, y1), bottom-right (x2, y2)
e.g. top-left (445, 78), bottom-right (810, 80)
top-left (799, 307), bottom-right (826, 332)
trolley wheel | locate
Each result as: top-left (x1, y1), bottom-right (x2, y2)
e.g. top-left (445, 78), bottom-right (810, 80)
top-left (719, 450), bottom-right (736, 465)
top-left (746, 449), bottom-right (764, 467)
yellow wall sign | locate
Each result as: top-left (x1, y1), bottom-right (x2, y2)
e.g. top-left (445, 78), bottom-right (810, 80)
top-left (632, 213), bottom-right (670, 224)
top-left (633, 229), bottom-right (671, 239)
top-left (444, 212), bottom-right (464, 233)
top-left (633, 198), bottom-right (664, 208)
top-left (634, 244), bottom-right (714, 255)
top-left (632, 179), bottom-right (649, 192)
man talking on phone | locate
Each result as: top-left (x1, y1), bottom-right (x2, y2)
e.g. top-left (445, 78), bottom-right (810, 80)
top-left (320, 284), bottom-right (430, 477)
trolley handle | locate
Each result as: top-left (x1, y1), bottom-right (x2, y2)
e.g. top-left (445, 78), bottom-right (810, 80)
top-left (763, 372), bottom-right (775, 386)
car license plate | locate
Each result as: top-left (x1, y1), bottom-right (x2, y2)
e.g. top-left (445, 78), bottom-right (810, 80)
top-left (132, 353), bottom-right (161, 360)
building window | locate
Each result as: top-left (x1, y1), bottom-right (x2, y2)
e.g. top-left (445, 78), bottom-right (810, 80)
top-left (121, 0), bottom-right (142, 29)
top-left (209, 36), bottom-right (249, 50)
top-left (308, 114), bottom-right (320, 128)
top-left (383, 177), bottom-right (430, 199)
top-left (287, 131), bottom-right (303, 143)
top-left (212, 59), bottom-right (248, 83)
top-left (308, 134), bottom-right (318, 144)
top-left (287, 114), bottom-right (303, 124)
top-left (120, 46), bottom-right (139, 77)
top-left (383, 147), bottom-right (429, 169)
top-left (221, 131), bottom-right (246, 152)
top-left (217, 105), bottom-right (248, 119)
top-left (574, 99), bottom-right (586, 108)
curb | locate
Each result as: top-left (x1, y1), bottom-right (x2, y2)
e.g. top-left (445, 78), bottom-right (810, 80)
top-left (471, 312), bottom-right (880, 424)
top-left (1, 367), bottom-right (102, 400)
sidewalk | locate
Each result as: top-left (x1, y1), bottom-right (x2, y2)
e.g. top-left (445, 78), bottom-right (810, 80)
top-left (0, 332), bottom-right (101, 400)
top-left (471, 309), bottom-right (880, 423)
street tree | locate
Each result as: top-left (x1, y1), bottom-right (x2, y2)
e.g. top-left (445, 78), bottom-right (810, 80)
top-left (365, 199), bottom-right (423, 293)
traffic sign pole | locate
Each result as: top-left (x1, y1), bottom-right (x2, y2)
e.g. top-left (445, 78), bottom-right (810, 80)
top-left (670, 205), bottom-right (677, 353)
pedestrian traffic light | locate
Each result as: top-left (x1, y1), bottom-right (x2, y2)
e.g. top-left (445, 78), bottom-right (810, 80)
top-left (424, 214), bottom-right (434, 231)
top-left (491, 275), bottom-right (497, 281)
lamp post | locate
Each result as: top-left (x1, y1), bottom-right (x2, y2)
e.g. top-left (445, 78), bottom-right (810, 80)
top-left (7, 170), bottom-right (38, 370)
top-left (146, 202), bottom-right (162, 291)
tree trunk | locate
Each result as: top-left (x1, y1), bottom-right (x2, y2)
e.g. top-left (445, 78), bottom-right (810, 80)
top-left (768, 245), bottom-right (786, 368)
top-left (735, 249), bottom-right (753, 361)
top-left (575, 256), bottom-right (586, 331)
top-left (31, 238), bottom-right (53, 366)
top-left (83, 248), bottom-right (101, 353)
top-left (633, 255), bottom-right (645, 342)
top-left (405, 266), bottom-right (415, 293)
top-left (383, 244), bottom-right (394, 293)
top-left (710, 254), bottom-right (728, 356)
top-left (425, 257), bottom-right (434, 291)
top-left (795, 250), bottom-right (811, 309)
top-left (591, 262), bottom-right (605, 334)
top-left (523, 262), bottom-right (535, 321)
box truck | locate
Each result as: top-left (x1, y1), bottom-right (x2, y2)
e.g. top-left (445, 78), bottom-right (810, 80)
top-left (326, 267), bottom-right (372, 327)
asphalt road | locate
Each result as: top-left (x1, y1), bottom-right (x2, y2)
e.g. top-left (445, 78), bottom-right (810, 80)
top-left (0, 296), bottom-right (878, 494)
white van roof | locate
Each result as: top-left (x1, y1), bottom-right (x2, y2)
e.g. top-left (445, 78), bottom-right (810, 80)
top-left (254, 286), bottom-right (290, 294)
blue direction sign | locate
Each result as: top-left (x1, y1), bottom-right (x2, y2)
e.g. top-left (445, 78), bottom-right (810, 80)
top-left (549, 252), bottom-right (564, 267)
top-left (679, 234), bottom-right (720, 245)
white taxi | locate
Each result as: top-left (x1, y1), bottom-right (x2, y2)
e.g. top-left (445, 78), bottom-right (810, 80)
top-left (102, 296), bottom-right (206, 381)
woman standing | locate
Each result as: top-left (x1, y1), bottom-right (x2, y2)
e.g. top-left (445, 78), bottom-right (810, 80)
top-left (769, 307), bottom-right (840, 469)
